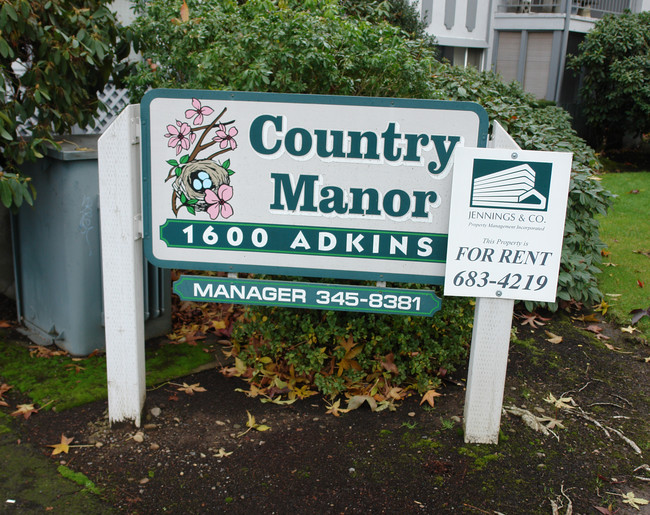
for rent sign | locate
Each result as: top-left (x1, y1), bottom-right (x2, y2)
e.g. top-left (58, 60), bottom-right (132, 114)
top-left (444, 147), bottom-right (572, 302)
top-left (141, 90), bottom-right (488, 283)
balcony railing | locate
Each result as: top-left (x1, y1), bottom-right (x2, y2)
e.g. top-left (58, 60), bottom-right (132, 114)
top-left (497, 0), bottom-right (631, 16)
top-left (498, 0), bottom-right (563, 13)
top-left (571, 0), bottom-right (631, 18)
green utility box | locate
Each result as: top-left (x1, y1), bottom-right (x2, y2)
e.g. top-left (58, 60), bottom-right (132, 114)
top-left (12, 136), bottom-right (171, 356)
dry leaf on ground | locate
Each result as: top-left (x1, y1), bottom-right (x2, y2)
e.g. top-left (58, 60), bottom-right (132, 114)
top-left (176, 383), bottom-right (207, 395)
top-left (420, 389), bottom-right (442, 408)
top-left (0, 383), bottom-right (12, 407)
top-left (621, 491), bottom-right (649, 510)
top-left (11, 403), bottom-right (38, 419)
top-left (48, 434), bottom-right (74, 456)
top-left (545, 331), bottom-right (563, 344)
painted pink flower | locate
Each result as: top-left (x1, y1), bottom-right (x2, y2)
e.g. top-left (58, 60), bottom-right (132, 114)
top-left (165, 121), bottom-right (196, 155)
top-left (185, 98), bottom-right (214, 126)
top-left (205, 184), bottom-right (234, 220)
top-left (213, 123), bottom-right (238, 150)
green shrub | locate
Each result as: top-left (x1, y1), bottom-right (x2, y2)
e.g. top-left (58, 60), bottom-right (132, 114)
top-left (130, 0), bottom-right (611, 399)
top-left (429, 65), bottom-right (613, 310)
top-left (127, 0), bottom-right (439, 101)
top-left (0, 0), bottom-right (132, 209)
top-left (568, 11), bottom-right (650, 149)
top-left (231, 290), bottom-right (473, 397)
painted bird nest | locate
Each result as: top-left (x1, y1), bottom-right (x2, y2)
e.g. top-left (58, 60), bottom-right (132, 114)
top-left (172, 159), bottom-right (230, 214)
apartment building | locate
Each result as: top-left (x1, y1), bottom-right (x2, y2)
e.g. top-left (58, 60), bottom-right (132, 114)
top-left (416, 0), bottom-right (650, 108)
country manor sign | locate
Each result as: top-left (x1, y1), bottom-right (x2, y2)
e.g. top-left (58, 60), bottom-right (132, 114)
top-left (141, 90), bottom-right (489, 284)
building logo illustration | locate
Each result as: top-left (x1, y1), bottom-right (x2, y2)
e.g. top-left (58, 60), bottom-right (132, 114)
top-left (470, 162), bottom-right (551, 211)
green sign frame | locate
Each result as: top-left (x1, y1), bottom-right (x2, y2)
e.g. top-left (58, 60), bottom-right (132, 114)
top-left (141, 90), bottom-right (488, 285)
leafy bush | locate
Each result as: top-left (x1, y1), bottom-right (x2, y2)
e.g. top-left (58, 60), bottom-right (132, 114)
top-left (127, 0), bottom-right (439, 100)
top-left (429, 65), bottom-right (612, 310)
top-left (568, 11), bottom-right (650, 148)
top-left (339, 0), bottom-right (436, 45)
top-left (0, 0), bottom-right (131, 209)
top-left (131, 0), bottom-right (611, 400)
top-left (231, 291), bottom-right (473, 399)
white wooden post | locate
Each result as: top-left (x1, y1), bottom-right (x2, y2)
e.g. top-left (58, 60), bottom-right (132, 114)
top-left (98, 104), bottom-right (146, 426)
top-left (463, 121), bottom-right (521, 444)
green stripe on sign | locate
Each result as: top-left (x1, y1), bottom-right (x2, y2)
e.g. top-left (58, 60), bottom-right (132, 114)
top-left (161, 220), bottom-right (447, 262)
top-left (173, 276), bottom-right (441, 317)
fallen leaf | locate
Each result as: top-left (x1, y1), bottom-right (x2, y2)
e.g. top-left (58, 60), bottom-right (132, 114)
top-left (420, 389), bottom-right (442, 408)
top-left (630, 307), bottom-right (650, 325)
top-left (381, 353), bottom-right (399, 374)
top-left (633, 249), bottom-right (650, 258)
top-left (336, 336), bottom-right (363, 377)
top-left (572, 313), bottom-right (601, 323)
top-left (593, 300), bottom-right (610, 315)
top-left (593, 505), bottom-right (614, 515)
top-left (325, 399), bottom-right (348, 417)
top-left (0, 383), bottom-right (12, 407)
top-left (385, 386), bottom-right (406, 401)
top-left (243, 411), bottom-right (270, 434)
top-left (537, 416), bottom-right (565, 430)
top-left (519, 312), bottom-right (550, 328)
top-left (212, 320), bottom-right (227, 331)
top-left (48, 434), bottom-right (74, 456)
top-left (638, 279), bottom-right (645, 288)
top-left (621, 491), bottom-right (649, 510)
top-left (544, 331), bottom-right (563, 344)
top-left (11, 404), bottom-right (38, 419)
top-left (347, 395), bottom-right (377, 412)
top-left (213, 448), bottom-right (233, 458)
top-left (604, 343), bottom-right (621, 351)
top-left (621, 326), bottom-right (639, 334)
top-left (176, 383), bottom-right (207, 395)
top-left (0, 320), bottom-right (12, 328)
top-left (585, 324), bottom-right (610, 340)
top-left (29, 345), bottom-right (68, 358)
top-left (544, 393), bottom-right (576, 410)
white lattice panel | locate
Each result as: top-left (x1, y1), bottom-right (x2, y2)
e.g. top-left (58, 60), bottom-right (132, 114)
top-left (18, 83), bottom-right (129, 137)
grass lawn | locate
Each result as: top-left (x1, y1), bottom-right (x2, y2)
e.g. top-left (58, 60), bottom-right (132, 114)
top-left (597, 170), bottom-right (650, 337)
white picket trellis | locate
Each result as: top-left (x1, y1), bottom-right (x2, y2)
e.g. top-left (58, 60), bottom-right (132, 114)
top-left (18, 84), bottom-right (130, 137)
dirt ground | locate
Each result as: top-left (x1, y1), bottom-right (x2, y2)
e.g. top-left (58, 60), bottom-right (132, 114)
top-left (2, 302), bottom-right (650, 514)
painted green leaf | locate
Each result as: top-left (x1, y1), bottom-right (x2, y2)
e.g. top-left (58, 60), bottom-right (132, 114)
top-left (180, 155), bottom-right (190, 164)
top-left (187, 198), bottom-right (198, 205)
top-left (223, 159), bottom-right (230, 169)
top-left (187, 206), bottom-right (195, 215)
top-left (228, 169), bottom-right (235, 176)
top-left (175, 166), bottom-right (182, 176)
top-left (167, 159), bottom-right (179, 166)
top-left (180, 193), bottom-right (187, 203)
